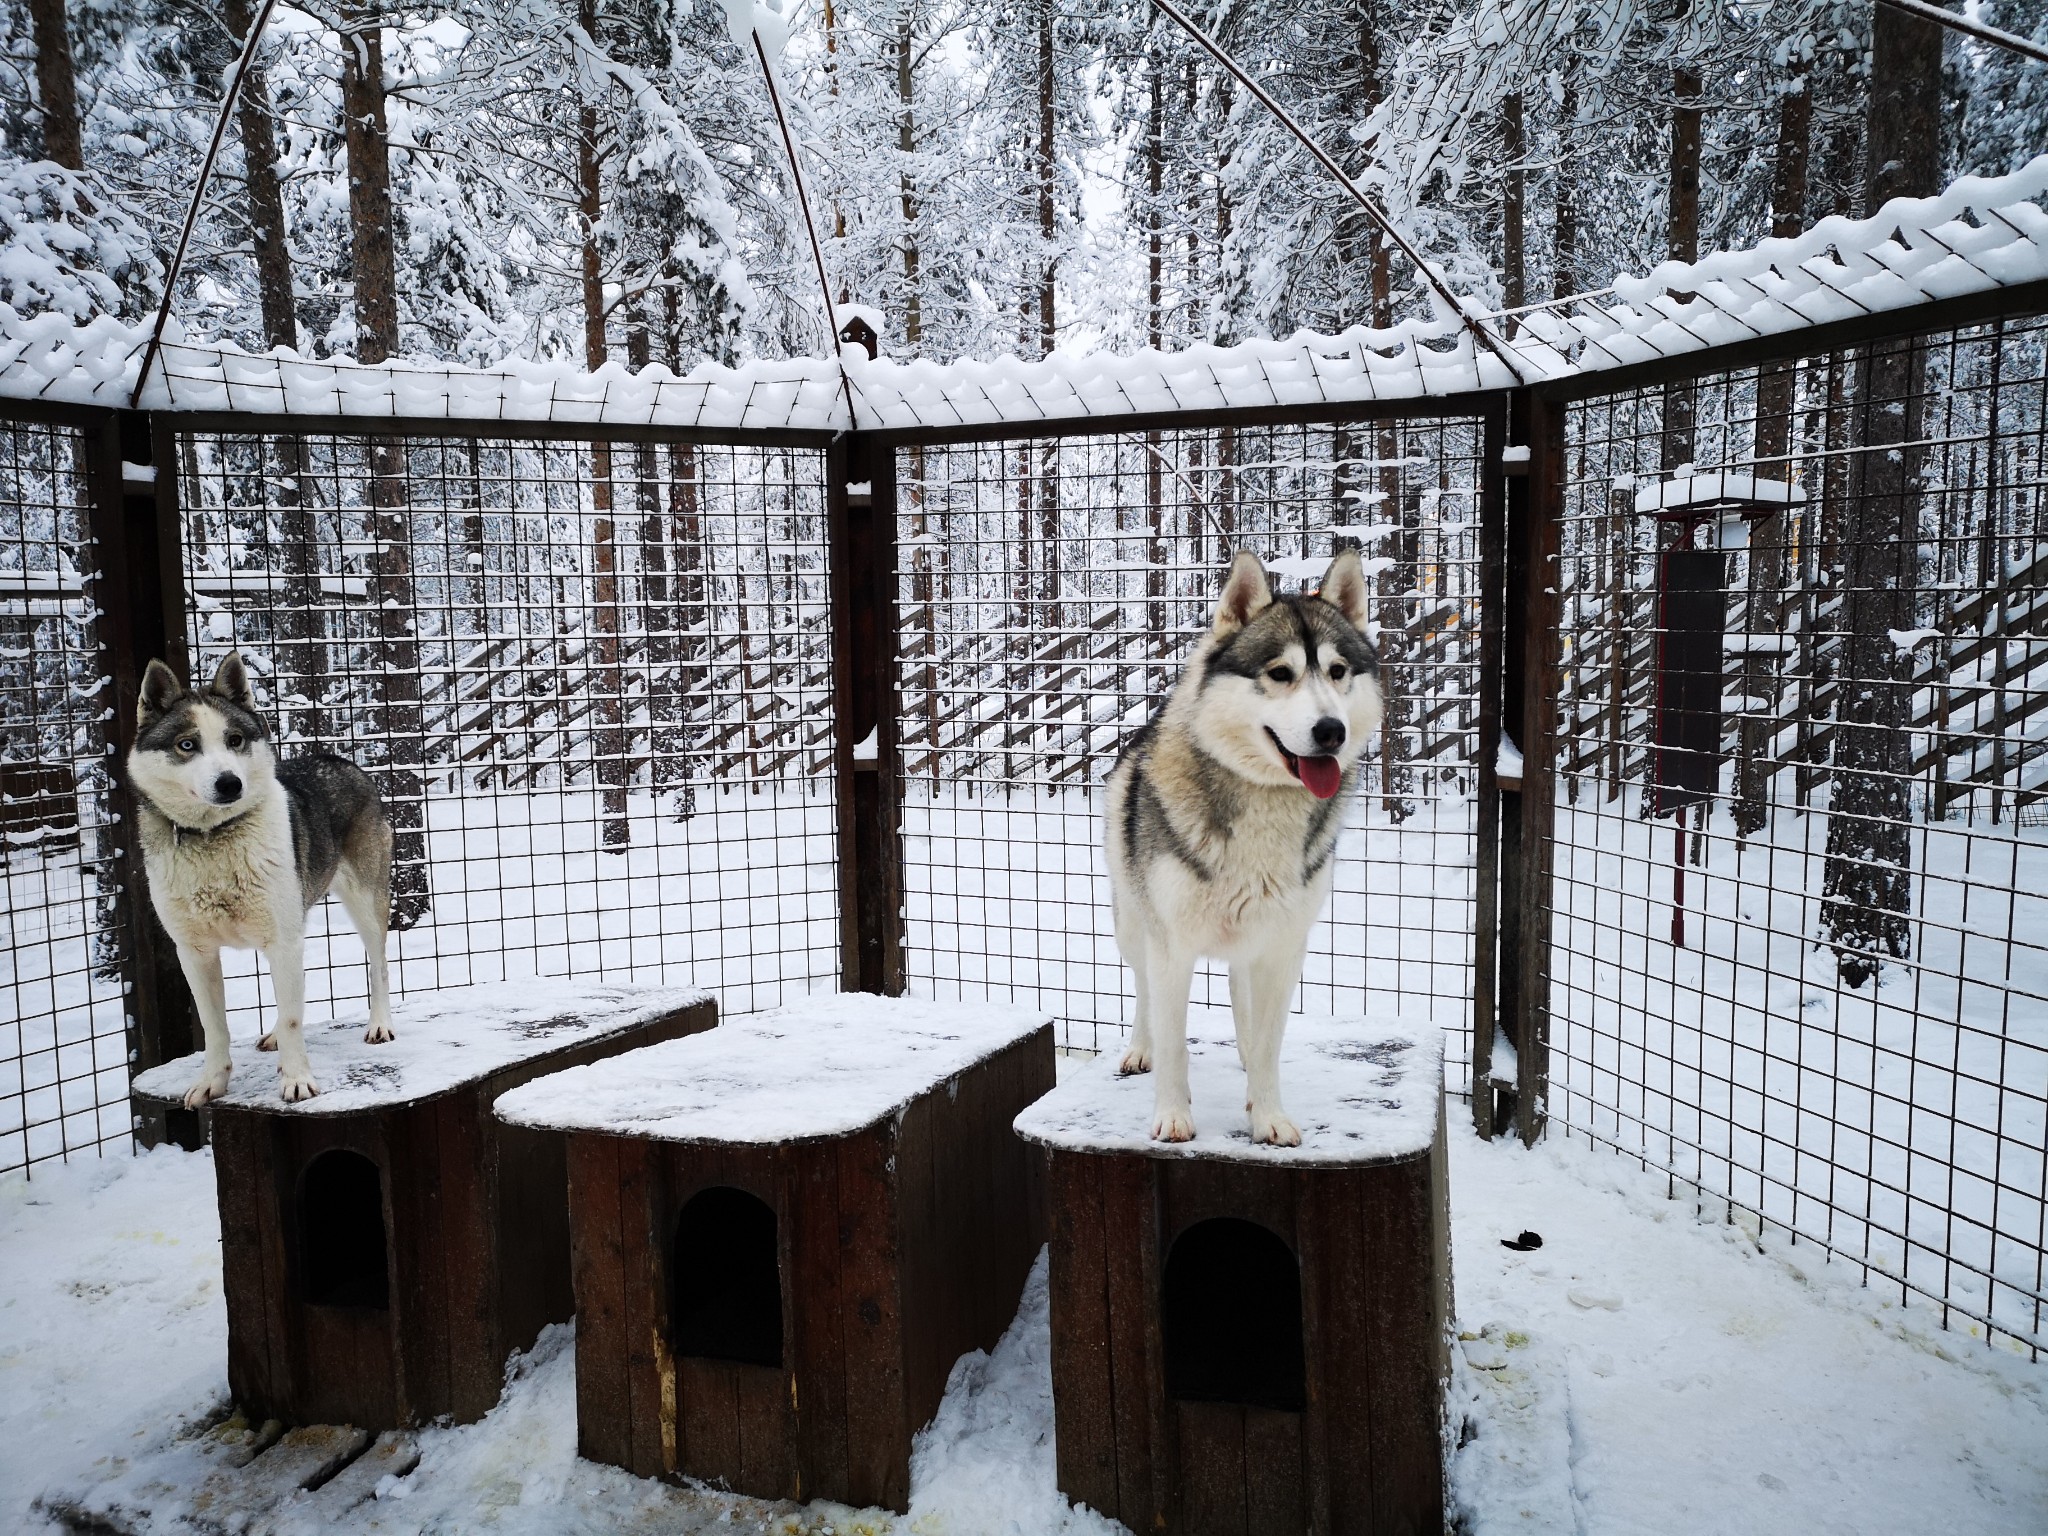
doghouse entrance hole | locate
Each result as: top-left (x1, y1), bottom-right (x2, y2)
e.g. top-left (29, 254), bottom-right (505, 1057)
top-left (298, 1149), bottom-right (389, 1309)
top-left (671, 1186), bottom-right (782, 1367)
top-left (1163, 1217), bottom-right (1306, 1412)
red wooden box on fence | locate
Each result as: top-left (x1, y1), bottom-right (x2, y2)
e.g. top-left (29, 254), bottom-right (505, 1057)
top-left (131, 981), bottom-right (716, 1433)
top-left (1014, 1013), bottom-right (1451, 1536)
top-left (493, 994), bottom-right (1055, 1513)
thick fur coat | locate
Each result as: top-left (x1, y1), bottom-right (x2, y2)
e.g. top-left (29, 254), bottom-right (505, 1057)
top-left (128, 653), bottom-right (394, 1107)
top-left (1104, 550), bottom-right (1383, 1144)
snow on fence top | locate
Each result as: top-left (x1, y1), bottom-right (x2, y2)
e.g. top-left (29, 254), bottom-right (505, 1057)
top-left (4, 158), bottom-right (2044, 433)
top-left (1014, 1010), bottom-right (1444, 1167)
top-left (1505, 156), bottom-right (2048, 381)
top-left (494, 992), bottom-right (1052, 1144)
top-left (129, 979), bottom-right (712, 1114)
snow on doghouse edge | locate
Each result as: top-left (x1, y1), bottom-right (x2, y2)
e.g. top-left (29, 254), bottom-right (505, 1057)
top-left (494, 992), bottom-right (1053, 1145)
top-left (1015, 1010), bottom-right (1444, 1168)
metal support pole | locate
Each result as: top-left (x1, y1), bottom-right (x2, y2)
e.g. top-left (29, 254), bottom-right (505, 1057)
top-left (84, 409), bottom-right (200, 1149)
top-left (828, 433), bottom-right (905, 994)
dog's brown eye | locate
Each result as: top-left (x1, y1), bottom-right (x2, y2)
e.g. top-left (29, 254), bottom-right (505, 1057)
top-left (1330, 665), bottom-right (1346, 681)
top-left (227, 733), bottom-right (244, 748)
top-left (1267, 666), bottom-right (1294, 685)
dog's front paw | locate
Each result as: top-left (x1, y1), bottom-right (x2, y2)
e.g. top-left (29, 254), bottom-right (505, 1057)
top-left (1151, 1103), bottom-right (1196, 1142)
top-left (183, 1066), bottom-right (231, 1110)
top-left (1250, 1108), bottom-right (1301, 1147)
top-left (363, 1022), bottom-right (394, 1044)
top-left (280, 1069), bottom-right (320, 1103)
top-left (1117, 1042), bottom-right (1152, 1075)
top-left (255, 1031), bottom-right (278, 1052)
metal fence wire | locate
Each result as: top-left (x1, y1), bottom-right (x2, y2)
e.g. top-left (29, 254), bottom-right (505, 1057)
top-left (1545, 314), bottom-right (2048, 1358)
top-left (172, 429), bottom-right (840, 1064)
top-left (0, 420), bottom-right (130, 1174)
top-left (890, 416), bottom-right (1488, 1075)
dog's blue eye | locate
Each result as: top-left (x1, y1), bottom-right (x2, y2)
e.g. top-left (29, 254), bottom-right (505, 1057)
top-left (1267, 667), bottom-right (1294, 685)
top-left (177, 738), bottom-right (197, 753)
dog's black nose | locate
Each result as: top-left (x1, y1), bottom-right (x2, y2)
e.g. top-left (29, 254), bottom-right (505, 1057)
top-left (1311, 716), bottom-right (1345, 752)
top-left (214, 773), bottom-right (243, 803)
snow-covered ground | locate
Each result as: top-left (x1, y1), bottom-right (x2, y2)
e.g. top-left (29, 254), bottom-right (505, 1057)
top-left (5, 1120), bottom-right (2044, 1535)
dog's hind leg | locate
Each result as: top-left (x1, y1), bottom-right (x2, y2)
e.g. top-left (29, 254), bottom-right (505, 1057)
top-left (335, 813), bottom-right (395, 1043)
top-left (265, 922), bottom-right (318, 1102)
top-left (176, 942), bottom-right (233, 1110)
top-left (1145, 939), bottom-right (1199, 1142)
top-left (1233, 942), bottom-right (1307, 1146)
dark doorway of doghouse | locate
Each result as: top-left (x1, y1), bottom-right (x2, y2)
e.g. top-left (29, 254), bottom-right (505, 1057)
top-left (671, 1186), bottom-right (783, 1366)
top-left (1162, 1217), bottom-right (1306, 1411)
top-left (297, 1149), bottom-right (390, 1308)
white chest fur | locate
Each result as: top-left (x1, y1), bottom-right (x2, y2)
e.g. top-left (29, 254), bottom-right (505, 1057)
top-left (138, 792), bottom-right (297, 952)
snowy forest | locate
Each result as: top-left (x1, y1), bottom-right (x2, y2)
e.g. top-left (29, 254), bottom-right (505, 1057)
top-left (1, 0), bottom-right (2044, 370)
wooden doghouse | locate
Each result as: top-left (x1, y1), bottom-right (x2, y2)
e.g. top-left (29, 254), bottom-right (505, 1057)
top-left (494, 993), bottom-right (1056, 1511)
top-left (131, 981), bottom-right (716, 1432)
top-left (1015, 1012), bottom-right (1450, 1536)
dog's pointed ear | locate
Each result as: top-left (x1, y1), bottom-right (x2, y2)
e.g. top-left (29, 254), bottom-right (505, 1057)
top-left (138, 659), bottom-right (183, 726)
top-left (1318, 547), bottom-right (1371, 629)
top-left (1213, 551), bottom-right (1273, 637)
top-left (207, 650), bottom-right (254, 710)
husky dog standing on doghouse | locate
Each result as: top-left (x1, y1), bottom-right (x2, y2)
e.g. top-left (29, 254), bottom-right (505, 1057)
top-left (1106, 549), bottom-right (1383, 1145)
top-left (127, 653), bottom-right (396, 1108)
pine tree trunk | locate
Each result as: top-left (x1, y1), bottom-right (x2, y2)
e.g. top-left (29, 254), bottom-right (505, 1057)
top-left (629, 323), bottom-right (679, 794)
top-left (664, 293), bottom-right (702, 818)
top-left (1661, 64), bottom-right (1704, 472)
top-left (27, 0), bottom-right (82, 171)
top-left (1820, 4), bottom-right (1942, 983)
top-left (226, 0), bottom-right (321, 743)
top-left (897, 6), bottom-right (920, 349)
top-left (1501, 93), bottom-right (1525, 328)
top-left (340, 3), bottom-right (428, 926)
top-left (1553, 77), bottom-right (1579, 299)
top-left (1036, 0), bottom-right (1056, 356)
top-left (578, 0), bottom-right (629, 852)
top-left (224, 0), bottom-right (295, 351)
top-left (1734, 65), bottom-right (1813, 838)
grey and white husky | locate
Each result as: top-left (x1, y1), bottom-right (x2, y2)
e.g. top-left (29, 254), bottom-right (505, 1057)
top-left (1105, 549), bottom-right (1383, 1145)
top-left (127, 653), bottom-right (395, 1108)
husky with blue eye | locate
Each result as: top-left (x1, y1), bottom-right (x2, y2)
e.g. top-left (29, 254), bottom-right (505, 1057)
top-left (1104, 550), bottom-right (1384, 1145)
top-left (126, 652), bottom-right (395, 1107)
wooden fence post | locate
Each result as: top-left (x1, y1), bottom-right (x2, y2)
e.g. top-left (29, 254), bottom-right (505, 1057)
top-left (83, 409), bottom-right (200, 1150)
top-left (1470, 396), bottom-right (1509, 1139)
top-left (828, 433), bottom-right (906, 994)
top-left (1512, 393), bottom-right (1566, 1147)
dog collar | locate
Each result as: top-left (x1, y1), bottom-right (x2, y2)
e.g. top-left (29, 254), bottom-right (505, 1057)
top-left (135, 789), bottom-right (258, 845)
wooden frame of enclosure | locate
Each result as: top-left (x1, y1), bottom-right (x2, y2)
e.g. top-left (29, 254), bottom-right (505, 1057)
top-left (1, 272), bottom-right (2029, 1165)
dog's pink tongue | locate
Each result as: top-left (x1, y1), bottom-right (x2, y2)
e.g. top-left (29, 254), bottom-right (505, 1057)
top-left (1298, 754), bottom-right (1343, 799)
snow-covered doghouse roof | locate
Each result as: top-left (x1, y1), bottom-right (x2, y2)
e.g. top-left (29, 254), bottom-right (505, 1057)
top-left (4, 158), bottom-right (2045, 436)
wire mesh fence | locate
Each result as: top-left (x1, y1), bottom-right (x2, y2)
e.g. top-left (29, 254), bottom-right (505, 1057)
top-left (0, 419), bottom-right (130, 1174)
top-left (890, 416), bottom-right (1491, 1077)
top-left (169, 429), bottom-right (842, 1051)
top-left (1545, 314), bottom-right (2048, 1357)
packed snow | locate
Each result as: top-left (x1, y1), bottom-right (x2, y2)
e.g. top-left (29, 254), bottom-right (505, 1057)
top-left (496, 992), bottom-right (1050, 1143)
top-left (6, 1117), bottom-right (2045, 1534)
top-left (1015, 1009), bottom-right (1441, 1166)
top-left (129, 979), bottom-right (711, 1116)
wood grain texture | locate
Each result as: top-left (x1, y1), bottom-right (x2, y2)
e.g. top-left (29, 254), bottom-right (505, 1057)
top-left (1045, 1152), bottom-right (1118, 1519)
top-left (566, 1134), bottom-right (630, 1468)
top-left (1042, 1110), bottom-right (1448, 1536)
